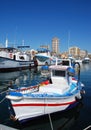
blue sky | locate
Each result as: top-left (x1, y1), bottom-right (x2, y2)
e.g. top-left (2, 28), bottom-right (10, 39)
top-left (0, 0), bottom-right (91, 52)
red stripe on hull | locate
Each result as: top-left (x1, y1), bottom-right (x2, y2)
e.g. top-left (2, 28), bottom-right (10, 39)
top-left (13, 100), bottom-right (76, 107)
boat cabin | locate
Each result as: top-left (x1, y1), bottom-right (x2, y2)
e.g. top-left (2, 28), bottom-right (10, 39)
top-left (49, 66), bottom-right (68, 85)
top-left (61, 59), bottom-right (75, 67)
top-left (0, 47), bottom-right (30, 61)
top-left (50, 65), bottom-right (68, 77)
top-left (49, 65), bottom-right (75, 86)
top-left (52, 69), bottom-right (66, 77)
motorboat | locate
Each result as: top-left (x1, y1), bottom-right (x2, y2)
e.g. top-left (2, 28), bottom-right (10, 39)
top-left (34, 48), bottom-right (62, 66)
top-left (34, 48), bottom-right (51, 66)
top-left (82, 57), bottom-right (90, 64)
top-left (6, 62), bottom-right (85, 123)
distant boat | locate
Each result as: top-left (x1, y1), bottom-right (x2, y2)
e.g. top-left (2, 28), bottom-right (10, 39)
top-left (0, 46), bottom-right (34, 72)
top-left (75, 57), bottom-right (82, 63)
top-left (75, 59), bottom-right (82, 63)
top-left (34, 48), bottom-right (51, 66)
top-left (82, 57), bottom-right (90, 64)
top-left (35, 48), bottom-right (62, 66)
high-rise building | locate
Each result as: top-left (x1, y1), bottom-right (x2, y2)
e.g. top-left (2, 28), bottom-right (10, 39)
top-left (52, 37), bottom-right (60, 54)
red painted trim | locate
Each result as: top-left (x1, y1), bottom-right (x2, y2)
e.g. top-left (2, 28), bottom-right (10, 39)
top-left (13, 100), bottom-right (76, 107)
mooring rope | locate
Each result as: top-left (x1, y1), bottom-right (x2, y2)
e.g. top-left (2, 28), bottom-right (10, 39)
top-left (0, 97), bottom-right (6, 104)
top-left (0, 88), bottom-right (9, 104)
top-left (83, 125), bottom-right (91, 130)
top-left (0, 89), bottom-right (8, 95)
top-left (44, 98), bottom-right (54, 130)
top-left (48, 114), bottom-right (54, 130)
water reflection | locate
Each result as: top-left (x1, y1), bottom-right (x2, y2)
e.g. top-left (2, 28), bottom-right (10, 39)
top-left (80, 62), bottom-right (91, 72)
top-left (0, 70), bottom-right (29, 88)
top-left (0, 68), bottom-right (41, 90)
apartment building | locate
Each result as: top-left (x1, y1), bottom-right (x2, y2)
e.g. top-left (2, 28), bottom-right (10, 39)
top-left (52, 37), bottom-right (60, 54)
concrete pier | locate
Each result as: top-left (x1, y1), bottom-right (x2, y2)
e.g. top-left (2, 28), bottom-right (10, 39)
top-left (0, 124), bottom-right (18, 130)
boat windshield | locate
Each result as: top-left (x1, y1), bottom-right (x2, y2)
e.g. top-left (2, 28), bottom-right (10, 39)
top-left (62, 60), bottom-right (70, 66)
top-left (37, 48), bottom-right (50, 53)
top-left (52, 70), bottom-right (66, 77)
top-left (0, 47), bottom-right (19, 53)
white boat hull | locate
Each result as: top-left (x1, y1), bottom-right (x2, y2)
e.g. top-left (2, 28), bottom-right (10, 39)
top-left (0, 57), bottom-right (32, 72)
top-left (9, 92), bottom-right (81, 122)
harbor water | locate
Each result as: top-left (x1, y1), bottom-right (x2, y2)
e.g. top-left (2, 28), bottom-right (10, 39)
top-left (0, 63), bottom-right (91, 130)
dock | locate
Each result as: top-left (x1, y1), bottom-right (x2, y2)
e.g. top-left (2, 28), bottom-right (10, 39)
top-left (0, 124), bottom-right (18, 130)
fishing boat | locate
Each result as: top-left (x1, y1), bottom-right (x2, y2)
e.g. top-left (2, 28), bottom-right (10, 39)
top-left (6, 62), bottom-right (85, 123)
top-left (0, 46), bottom-right (34, 72)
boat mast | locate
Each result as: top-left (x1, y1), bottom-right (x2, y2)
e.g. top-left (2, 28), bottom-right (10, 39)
top-left (5, 38), bottom-right (8, 47)
top-left (68, 31), bottom-right (70, 56)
